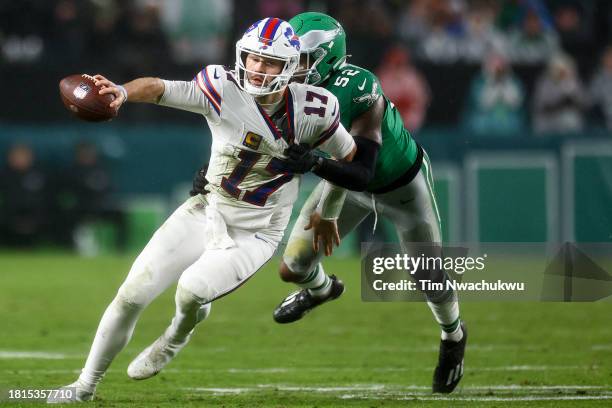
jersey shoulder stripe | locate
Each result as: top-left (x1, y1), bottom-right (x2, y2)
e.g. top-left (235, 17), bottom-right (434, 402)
top-left (203, 67), bottom-right (222, 104)
top-left (195, 66), bottom-right (223, 115)
top-left (313, 110), bottom-right (340, 148)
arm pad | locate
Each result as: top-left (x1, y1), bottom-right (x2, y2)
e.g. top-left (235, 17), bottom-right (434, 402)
top-left (313, 136), bottom-right (379, 191)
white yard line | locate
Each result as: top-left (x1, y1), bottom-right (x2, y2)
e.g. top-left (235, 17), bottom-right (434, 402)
top-left (0, 351), bottom-right (83, 360)
top-left (184, 385), bottom-right (612, 402)
top-left (341, 395), bottom-right (612, 402)
top-left (477, 365), bottom-right (595, 371)
top-left (2, 364), bottom-right (603, 375)
top-left (187, 384), bottom-right (611, 391)
top-left (185, 385), bottom-right (612, 401)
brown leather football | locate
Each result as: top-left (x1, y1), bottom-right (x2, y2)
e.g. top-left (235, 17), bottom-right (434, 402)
top-left (59, 74), bottom-right (118, 122)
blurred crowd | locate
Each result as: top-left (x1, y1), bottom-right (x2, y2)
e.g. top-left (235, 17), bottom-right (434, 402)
top-left (1, 0), bottom-right (612, 133)
top-left (0, 141), bottom-right (125, 250)
top-left (2, 0), bottom-right (612, 250)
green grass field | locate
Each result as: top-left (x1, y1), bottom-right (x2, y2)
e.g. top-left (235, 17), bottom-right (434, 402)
top-left (0, 253), bottom-right (610, 407)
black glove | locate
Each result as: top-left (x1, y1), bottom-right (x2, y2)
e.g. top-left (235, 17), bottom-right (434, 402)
top-left (189, 164), bottom-right (209, 197)
top-left (282, 143), bottom-right (322, 174)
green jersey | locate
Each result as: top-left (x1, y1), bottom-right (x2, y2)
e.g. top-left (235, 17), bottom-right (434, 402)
top-left (324, 64), bottom-right (420, 192)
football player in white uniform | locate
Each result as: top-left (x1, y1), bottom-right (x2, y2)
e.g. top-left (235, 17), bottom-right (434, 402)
top-left (48, 18), bottom-right (356, 403)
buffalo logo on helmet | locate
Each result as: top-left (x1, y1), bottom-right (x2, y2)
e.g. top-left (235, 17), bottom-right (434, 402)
top-left (245, 22), bottom-right (258, 34)
top-left (283, 27), bottom-right (300, 51)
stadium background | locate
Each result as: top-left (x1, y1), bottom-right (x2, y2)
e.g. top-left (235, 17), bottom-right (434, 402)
top-left (0, 1), bottom-right (611, 406)
top-left (2, 0), bottom-right (612, 252)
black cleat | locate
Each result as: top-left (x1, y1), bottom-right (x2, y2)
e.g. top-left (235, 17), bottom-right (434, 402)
top-left (273, 275), bottom-right (345, 324)
top-left (432, 321), bottom-right (468, 393)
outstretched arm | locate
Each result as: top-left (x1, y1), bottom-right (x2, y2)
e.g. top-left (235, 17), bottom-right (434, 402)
top-left (95, 75), bottom-right (164, 109)
top-left (95, 75), bottom-right (209, 115)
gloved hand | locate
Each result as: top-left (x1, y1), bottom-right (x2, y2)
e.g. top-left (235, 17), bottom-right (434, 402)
top-left (189, 164), bottom-right (209, 196)
top-left (282, 143), bottom-right (322, 174)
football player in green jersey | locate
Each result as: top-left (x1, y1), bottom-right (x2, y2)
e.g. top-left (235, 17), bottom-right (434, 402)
top-left (274, 12), bottom-right (467, 394)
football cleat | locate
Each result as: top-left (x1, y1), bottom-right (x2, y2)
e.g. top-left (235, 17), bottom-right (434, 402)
top-left (127, 332), bottom-right (191, 380)
top-left (46, 380), bottom-right (94, 403)
top-left (273, 275), bottom-right (344, 324)
top-left (432, 321), bottom-right (468, 393)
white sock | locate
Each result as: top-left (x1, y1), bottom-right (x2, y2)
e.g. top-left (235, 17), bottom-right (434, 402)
top-left (441, 320), bottom-right (463, 342)
top-left (78, 295), bottom-right (143, 388)
top-left (298, 264), bottom-right (331, 298)
top-left (309, 275), bottom-right (332, 298)
top-left (427, 294), bottom-right (462, 342)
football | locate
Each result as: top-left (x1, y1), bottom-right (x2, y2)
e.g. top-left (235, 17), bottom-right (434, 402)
top-left (59, 74), bottom-right (118, 122)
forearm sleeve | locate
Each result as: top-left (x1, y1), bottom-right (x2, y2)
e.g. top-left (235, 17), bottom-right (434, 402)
top-left (313, 136), bottom-right (380, 191)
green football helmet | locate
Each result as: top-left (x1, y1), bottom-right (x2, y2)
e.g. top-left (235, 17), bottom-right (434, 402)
top-left (289, 12), bottom-right (346, 85)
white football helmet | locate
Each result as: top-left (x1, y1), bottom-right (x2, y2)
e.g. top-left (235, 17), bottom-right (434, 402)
top-left (235, 18), bottom-right (301, 96)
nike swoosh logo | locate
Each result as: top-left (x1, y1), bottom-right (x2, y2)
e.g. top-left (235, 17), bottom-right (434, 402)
top-left (213, 69), bottom-right (220, 79)
top-left (331, 103), bottom-right (337, 116)
top-left (357, 78), bottom-right (367, 91)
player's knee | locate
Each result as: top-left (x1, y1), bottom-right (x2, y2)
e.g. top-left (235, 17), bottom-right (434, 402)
top-left (176, 284), bottom-right (206, 314)
top-left (115, 258), bottom-right (161, 309)
top-left (115, 274), bottom-right (154, 310)
top-left (279, 261), bottom-right (303, 283)
top-left (114, 288), bottom-right (147, 312)
top-left (282, 238), bottom-right (318, 278)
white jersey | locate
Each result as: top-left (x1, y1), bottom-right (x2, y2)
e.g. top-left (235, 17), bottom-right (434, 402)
top-left (158, 65), bottom-right (355, 231)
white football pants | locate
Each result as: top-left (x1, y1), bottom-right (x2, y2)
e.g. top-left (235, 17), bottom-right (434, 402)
top-left (78, 194), bottom-right (289, 387)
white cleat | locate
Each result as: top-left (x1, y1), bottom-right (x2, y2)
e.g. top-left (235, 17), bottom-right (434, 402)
top-left (46, 380), bottom-right (95, 403)
top-left (127, 333), bottom-right (189, 380)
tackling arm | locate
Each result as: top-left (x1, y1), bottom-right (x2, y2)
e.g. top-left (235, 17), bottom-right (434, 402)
top-left (284, 96), bottom-right (383, 191)
top-left (314, 95), bottom-right (383, 190)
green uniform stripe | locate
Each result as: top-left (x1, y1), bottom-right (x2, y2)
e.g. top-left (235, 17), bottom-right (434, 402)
top-left (298, 268), bottom-right (319, 284)
top-left (311, 277), bottom-right (331, 292)
top-left (421, 153), bottom-right (442, 230)
top-left (441, 317), bottom-right (461, 333)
